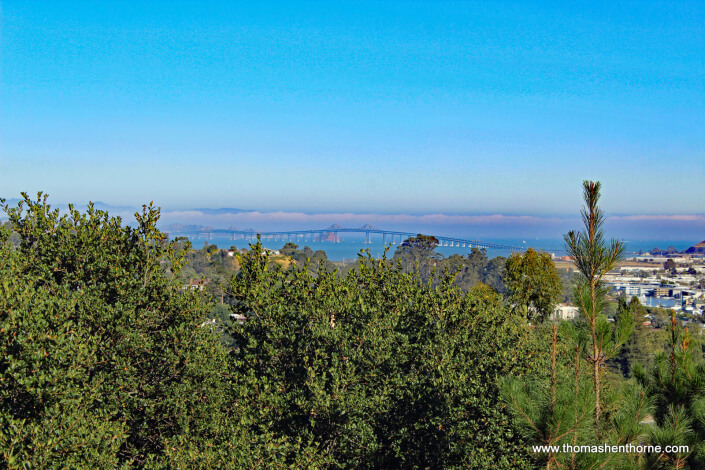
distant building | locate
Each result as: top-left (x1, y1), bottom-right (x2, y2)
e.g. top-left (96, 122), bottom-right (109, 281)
top-left (186, 279), bottom-right (209, 291)
top-left (626, 285), bottom-right (641, 296)
top-left (624, 285), bottom-right (655, 297)
top-left (635, 255), bottom-right (669, 263)
top-left (230, 313), bottom-right (247, 324)
top-left (655, 287), bottom-right (671, 297)
top-left (552, 304), bottom-right (580, 321)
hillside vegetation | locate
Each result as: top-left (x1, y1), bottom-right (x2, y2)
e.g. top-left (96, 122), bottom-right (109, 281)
top-left (2, 187), bottom-right (704, 469)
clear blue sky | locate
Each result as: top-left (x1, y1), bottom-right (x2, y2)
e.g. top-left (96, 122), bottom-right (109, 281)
top-left (1, 0), bottom-right (703, 217)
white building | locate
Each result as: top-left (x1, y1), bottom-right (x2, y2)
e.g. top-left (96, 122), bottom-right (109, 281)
top-left (625, 285), bottom-right (655, 297)
top-left (552, 304), bottom-right (580, 321)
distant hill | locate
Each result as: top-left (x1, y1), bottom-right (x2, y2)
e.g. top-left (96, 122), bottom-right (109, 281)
top-left (684, 240), bottom-right (705, 254)
top-left (193, 208), bottom-right (249, 215)
top-left (649, 246), bottom-right (679, 255)
top-left (91, 201), bottom-right (135, 212)
top-left (649, 240), bottom-right (705, 255)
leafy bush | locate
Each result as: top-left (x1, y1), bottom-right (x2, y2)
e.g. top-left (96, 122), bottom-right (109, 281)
top-left (230, 242), bottom-right (536, 468)
top-left (0, 194), bottom-right (233, 467)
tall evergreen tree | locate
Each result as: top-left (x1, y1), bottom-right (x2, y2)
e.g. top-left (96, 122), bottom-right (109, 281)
top-left (564, 181), bottom-right (633, 435)
top-left (501, 181), bottom-right (651, 469)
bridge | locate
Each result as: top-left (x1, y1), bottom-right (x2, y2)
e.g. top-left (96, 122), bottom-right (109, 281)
top-left (167, 224), bottom-right (525, 251)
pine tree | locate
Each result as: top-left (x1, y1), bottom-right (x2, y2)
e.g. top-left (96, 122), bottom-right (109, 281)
top-left (499, 325), bottom-right (596, 469)
top-left (612, 296), bottom-right (650, 378)
top-left (635, 312), bottom-right (705, 469)
top-left (501, 181), bottom-right (652, 469)
top-left (564, 181), bottom-right (633, 436)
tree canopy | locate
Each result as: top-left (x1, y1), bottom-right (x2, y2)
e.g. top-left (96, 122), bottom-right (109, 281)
top-left (229, 241), bottom-right (536, 468)
top-left (2, 188), bottom-right (690, 468)
top-left (504, 247), bottom-right (563, 323)
top-left (0, 194), bottom-right (536, 467)
top-left (0, 194), bottom-right (234, 467)
top-left (393, 234), bottom-right (440, 277)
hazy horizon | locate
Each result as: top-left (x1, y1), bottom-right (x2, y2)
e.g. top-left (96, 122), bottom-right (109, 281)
top-left (2, 196), bottom-right (702, 242)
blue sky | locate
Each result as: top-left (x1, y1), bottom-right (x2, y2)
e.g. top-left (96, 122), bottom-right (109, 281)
top-left (1, 1), bottom-right (703, 233)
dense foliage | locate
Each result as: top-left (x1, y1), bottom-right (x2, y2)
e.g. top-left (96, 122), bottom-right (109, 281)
top-left (2, 186), bottom-right (700, 468)
top-left (0, 194), bottom-right (538, 468)
top-left (177, 235), bottom-right (507, 298)
top-left (504, 248), bottom-right (563, 323)
top-left (635, 313), bottom-right (705, 469)
top-left (0, 194), bottom-right (234, 467)
top-left (228, 241), bottom-right (536, 468)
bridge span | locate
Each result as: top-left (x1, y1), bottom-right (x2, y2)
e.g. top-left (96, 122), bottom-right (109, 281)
top-left (167, 225), bottom-right (525, 251)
